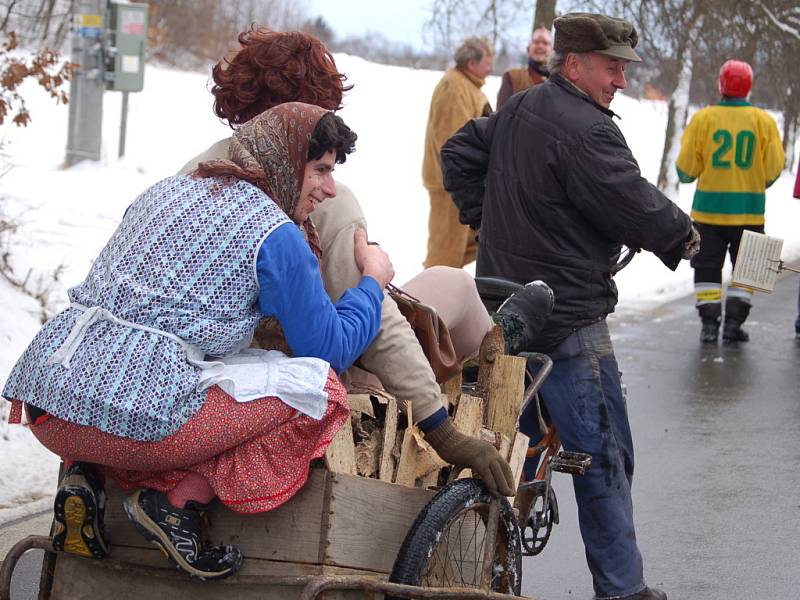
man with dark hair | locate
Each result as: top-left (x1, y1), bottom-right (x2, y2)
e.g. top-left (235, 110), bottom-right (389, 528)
top-left (496, 27), bottom-right (552, 110)
top-left (441, 12), bottom-right (700, 600)
top-left (422, 37), bottom-right (493, 269)
top-left (676, 59), bottom-right (784, 344)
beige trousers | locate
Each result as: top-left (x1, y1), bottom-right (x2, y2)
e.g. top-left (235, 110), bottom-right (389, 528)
top-left (424, 188), bottom-right (477, 269)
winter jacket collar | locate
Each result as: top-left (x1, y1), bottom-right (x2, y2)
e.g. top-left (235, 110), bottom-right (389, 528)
top-left (457, 67), bottom-right (486, 89)
top-left (550, 72), bottom-right (621, 119)
top-left (528, 59), bottom-right (550, 78)
top-left (719, 97), bottom-right (751, 107)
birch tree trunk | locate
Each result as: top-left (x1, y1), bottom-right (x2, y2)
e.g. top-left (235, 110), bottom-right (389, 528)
top-left (657, 14), bottom-right (704, 200)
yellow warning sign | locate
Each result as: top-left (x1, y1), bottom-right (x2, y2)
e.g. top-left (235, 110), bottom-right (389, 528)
top-left (77, 14), bottom-right (103, 27)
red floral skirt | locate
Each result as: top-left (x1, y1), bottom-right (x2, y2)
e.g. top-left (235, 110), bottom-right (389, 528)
top-left (29, 369), bottom-right (349, 513)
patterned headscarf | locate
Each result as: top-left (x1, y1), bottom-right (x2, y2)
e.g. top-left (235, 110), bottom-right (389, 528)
top-left (197, 101), bottom-right (329, 256)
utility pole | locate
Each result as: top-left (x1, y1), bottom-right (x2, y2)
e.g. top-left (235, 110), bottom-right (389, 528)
top-left (65, 0), bottom-right (107, 166)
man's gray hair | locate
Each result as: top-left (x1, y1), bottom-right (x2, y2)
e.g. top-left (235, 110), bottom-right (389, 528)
top-left (548, 50), bottom-right (567, 74)
top-left (454, 37), bottom-right (494, 69)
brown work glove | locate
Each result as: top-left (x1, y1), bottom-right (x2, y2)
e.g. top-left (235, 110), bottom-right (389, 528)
top-left (424, 417), bottom-right (516, 497)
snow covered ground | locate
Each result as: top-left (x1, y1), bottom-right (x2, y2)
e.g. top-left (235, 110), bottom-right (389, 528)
top-left (1, 53), bottom-right (798, 523)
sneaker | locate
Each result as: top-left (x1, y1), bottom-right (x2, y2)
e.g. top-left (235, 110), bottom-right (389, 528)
top-left (494, 280), bottom-right (554, 355)
top-left (700, 320), bottom-right (719, 344)
top-left (52, 462), bottom-right (109, 559)
top-left (615, 587), bottom-right (667, 600)
top-left (722, 322), bottom-right (749, 343)
top-left (123, 488), bottom-right (242, 580)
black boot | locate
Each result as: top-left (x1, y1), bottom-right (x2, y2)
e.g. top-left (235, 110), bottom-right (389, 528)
top-left (723, 296), bottom-right (751, 343)
top-left (697, 302), bottom-right (721, 344)
top-left (722, 320), bottom-right (749, 343)
top-left (124, 489), bottom-right (242, 580)
top-left (493, 280), bottom-right (554, 355)
top-left (618, 586), bottom-right (667, 600)
top-left (700, 319), bottom-right (720, 344)
top-left (52, 462), bottom-right (109, 559)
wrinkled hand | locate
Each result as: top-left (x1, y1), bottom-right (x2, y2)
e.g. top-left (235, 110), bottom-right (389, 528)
top-left (682, 225), bottom-right (701, 260)
top-left (424, 417), bottom-right (516, 497)
top-left (354, 228), bottom-right (394, 289)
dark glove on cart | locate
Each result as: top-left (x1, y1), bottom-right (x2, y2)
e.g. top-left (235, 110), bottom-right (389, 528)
top-left (424, 417), bottom-right (516, 497)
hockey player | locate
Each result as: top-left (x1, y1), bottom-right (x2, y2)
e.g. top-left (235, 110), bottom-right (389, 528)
top-left (676, 59), bottom-right (784, 344)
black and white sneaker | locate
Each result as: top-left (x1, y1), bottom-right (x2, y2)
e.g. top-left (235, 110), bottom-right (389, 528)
top-left (123, 488), bottom-right (242, 580)
top-left (52, 462), bottom-right (109, 559)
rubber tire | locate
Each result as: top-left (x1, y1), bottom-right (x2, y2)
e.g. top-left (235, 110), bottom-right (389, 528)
top-left (387, 478), bottom-right (522, 597)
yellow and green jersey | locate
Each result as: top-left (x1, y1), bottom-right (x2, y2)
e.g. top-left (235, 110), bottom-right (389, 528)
top-left (675, 99), bottom-right (784, 226)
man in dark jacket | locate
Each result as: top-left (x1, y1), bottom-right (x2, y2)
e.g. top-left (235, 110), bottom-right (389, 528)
top-left (441, 12), bottom-right (699, 600)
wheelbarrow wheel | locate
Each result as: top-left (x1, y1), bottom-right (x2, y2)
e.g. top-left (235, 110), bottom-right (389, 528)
top-left (387, 478), bottom-right (522, 597)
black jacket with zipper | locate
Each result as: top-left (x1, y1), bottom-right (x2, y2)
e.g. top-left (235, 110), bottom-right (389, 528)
top-left (441, 73), bottom-right (692, 352)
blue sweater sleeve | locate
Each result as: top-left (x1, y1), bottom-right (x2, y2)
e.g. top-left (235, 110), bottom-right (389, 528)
top-left (257, 222), bottom-right (383, 373)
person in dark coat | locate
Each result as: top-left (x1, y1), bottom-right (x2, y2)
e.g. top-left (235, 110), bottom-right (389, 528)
top-left (440, 12), bottom-right (699, 600)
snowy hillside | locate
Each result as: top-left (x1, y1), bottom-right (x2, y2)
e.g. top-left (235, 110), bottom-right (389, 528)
top-left (1, 53), bottom-right (798, 522)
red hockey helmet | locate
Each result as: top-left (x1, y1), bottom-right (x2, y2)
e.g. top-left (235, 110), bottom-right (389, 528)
top-left (718, 60), bottom-right (753, 98)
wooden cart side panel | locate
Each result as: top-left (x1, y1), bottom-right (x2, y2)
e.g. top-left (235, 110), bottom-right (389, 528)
top-left (322, 473), bottom-right (435, 573)
top-left (101, 468), bottom-right (328, 563)
top-left (48, 553), bottom-right (378, 600)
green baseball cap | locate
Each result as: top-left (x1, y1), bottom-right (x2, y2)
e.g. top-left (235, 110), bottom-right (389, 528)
top-left (554, 12), bottom-right (642, 62)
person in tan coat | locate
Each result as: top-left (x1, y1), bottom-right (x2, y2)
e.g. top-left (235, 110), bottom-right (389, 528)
top-left (179, 28), bottom-right (515, 497)
top-left (496, 27), bottom-right (553, 110)
top-left (422, 37), bottom-right (493, 269)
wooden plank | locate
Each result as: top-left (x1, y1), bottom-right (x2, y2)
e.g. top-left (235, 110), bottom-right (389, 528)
top-left (101, 470), bottom-right (327, 563)
top-left (484, 354), bottom-right (527, 438)
top-left (440, 369), bottom-right (461, 405)
top-left (453, 394), bottom-right (484, 438)
top-left (507, 431), bottom-right (531, 500)
top-left (325, 413), bottom-right (356, 475)
top-left (477, 324), bottom-right (505, 401)
top-left (412, 430), bottom-right (447, 481)
top-left (49, 552), bottom-right (375, 600)
top-left (378, 397), bottom-right (398, 482)
top-left (393, 425), bottom-right (419, 487)
top-left (418, 470), bottom-right (440, 489)
top-left (323, 473), bottom-right (435, 572)
top-left (347, 393), bottom-right (375, 417)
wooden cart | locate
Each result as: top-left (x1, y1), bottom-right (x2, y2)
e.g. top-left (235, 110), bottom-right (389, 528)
top-left (1, 327), bottom-right (538, 600)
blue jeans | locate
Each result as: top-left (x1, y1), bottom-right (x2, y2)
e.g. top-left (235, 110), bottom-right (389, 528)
top-left (519, 321), bottom-right (645, 599)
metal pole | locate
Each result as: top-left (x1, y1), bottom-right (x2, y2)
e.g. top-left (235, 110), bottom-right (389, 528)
top-left (65, 0), bottom-right (106, 166)
top-left (118, 90), bottom-right (128, 158)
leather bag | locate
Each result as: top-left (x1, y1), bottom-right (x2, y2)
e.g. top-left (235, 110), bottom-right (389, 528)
top-left (386, 284), bottom-right (460, 384)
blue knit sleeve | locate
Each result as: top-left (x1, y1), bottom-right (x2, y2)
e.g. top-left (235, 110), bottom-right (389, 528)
top-left (257, 222), bottom-right (383, 373)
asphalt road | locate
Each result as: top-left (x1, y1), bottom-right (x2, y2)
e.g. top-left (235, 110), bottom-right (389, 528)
top-left (4, 274), bottom-right (799, 599)
top-left (521, 272), bottom-right (800, 600)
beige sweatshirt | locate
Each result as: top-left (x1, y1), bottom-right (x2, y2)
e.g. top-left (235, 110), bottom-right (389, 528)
top-left (178, 141), bottom-right (444, 422)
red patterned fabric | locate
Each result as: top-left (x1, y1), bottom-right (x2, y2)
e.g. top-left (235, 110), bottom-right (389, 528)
top-left (8, 399), bottom-right (22, 424)
top-left (29, 370), bottom-right (349, 514)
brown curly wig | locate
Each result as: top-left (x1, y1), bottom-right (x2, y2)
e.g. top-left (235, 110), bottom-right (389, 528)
top-left (211, 28), bottom-right (352, 127)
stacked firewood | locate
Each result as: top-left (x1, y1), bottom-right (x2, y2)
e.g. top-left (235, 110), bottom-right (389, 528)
top-left (324, 326), bottom-right (531, 499)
